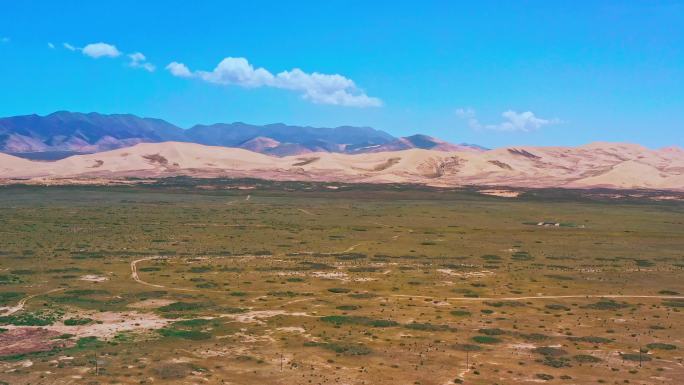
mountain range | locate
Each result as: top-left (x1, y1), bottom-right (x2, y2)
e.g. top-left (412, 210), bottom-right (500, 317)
top-left (1, 141), bottom-right (683, 191)
top-left (1, 111), bottom-right (682, 191)
top-left (0, 111), bottom-right (482, 159)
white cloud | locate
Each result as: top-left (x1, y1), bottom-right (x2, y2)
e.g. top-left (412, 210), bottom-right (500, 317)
top-left (128, 52), bottom-right (155, 72)
top-left (166, 62), bottom-right (192, 77)
top-left (455, 107), bottom-right (480, 130)
top-left (47, 42), bottom-right (55, 49)
top-left (457, 108), bottom-right (560, 132)
top-left (64, 42), bottom-right (155, 72)
top-left (166, 57), bottom-right (382, 107)
top-left (82, 42), bottom-right (121, 58)
top-left (196, 57), bottom-right (274, 87)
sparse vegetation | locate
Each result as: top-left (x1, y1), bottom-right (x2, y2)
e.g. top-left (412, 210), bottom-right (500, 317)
top-left (0, 183), bottom-right (681, 385)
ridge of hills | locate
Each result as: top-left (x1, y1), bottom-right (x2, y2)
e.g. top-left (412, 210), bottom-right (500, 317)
top-left (1, 141), bottom-right (683, 191)
top-left (0, 111), bottom-right (482, 158)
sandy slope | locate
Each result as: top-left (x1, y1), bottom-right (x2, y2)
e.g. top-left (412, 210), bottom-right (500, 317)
top-left (1, 141), bottom-right (683, 190)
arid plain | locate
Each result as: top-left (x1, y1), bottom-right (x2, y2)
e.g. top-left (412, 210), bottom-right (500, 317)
top-left (0, 181), bottom-right (682, 385)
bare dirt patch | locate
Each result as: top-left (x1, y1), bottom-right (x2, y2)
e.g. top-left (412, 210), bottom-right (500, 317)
top-left (310, 271), bottom-right (349, 281)
top-left (437, 268), bottom-right (494, 278)
top-left (56, 311), bottom-right (171, 338)
top-left (79, 274), bottom-right (108, 282)
top-left (2, 311), bottom-right (173, 340)
top-left (0, 328), bottom-right (72, 356)
top-left (220, 310), bottom-right (314, 325)
top-left (478, 189), bottom-right (521, 198)
top-left (127, 299), bottom-right (176, 309)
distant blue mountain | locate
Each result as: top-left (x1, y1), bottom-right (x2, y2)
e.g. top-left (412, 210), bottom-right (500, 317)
top-left (0, 111), bottom-right (481, 158)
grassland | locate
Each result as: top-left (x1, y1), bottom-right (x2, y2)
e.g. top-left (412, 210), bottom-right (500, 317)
top-left (0, 180), bottom-right (683, 384)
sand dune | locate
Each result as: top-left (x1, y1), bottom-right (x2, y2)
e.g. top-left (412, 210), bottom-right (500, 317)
top-left (1, 141), bottom-right (683, 190)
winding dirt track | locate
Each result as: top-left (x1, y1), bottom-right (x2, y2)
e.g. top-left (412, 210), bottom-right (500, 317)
top-left (131, 257), bottom-right (241, 294)
top-left (130, 257), bottom-right (684, 303)
top-left (1, 288), bottom-right (64, 316)
top-left (130, 257), bottom-right (167, 289)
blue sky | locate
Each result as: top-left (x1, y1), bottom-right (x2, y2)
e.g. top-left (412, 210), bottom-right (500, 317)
top-left (1, 0), bottom-right (682, 148)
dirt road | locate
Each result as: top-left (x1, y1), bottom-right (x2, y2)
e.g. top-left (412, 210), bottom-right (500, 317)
top-left (1, 288), bottom-right (64, 316)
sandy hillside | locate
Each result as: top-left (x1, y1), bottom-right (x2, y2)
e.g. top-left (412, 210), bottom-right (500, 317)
top-left (1, 141), bottom-right (683, 190)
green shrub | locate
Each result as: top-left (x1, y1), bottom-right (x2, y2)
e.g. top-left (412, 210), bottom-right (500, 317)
top-left (519, 333), bottom-right (549, 341)
top-left (216, 307), bottom-right (245, 314)
top-left (189, 266), bottom-right (213, 273)
top-left (64, 289), bottom-right (109, 296)
top-left (646, 343), bottom-right (677, 350)
top-left (327, 288), bottom-right (351, 294)
top-left (336, 305), bottom-right (360, 311)
top-left (349, 292), bottom-right (377, 299)
top-left (75, 336), bottom-right (104, 349)
top-left (658, 290), bottom-right (679, 295)
top-left (568, 336), bottom-right (612, 344)
top-left (0, 310), bottom-right (61, 326)
top-left (336, 253), bottom-right (367, 260)
top-left (583, 300), bottom-right (630, 310)
top-left (64, 318), bottom-right (92, 326)
top-left (0, 275), bottom-right (21, 285)
top-left (348, 267), bottom-right (379, 273)
top-left (9, 269), bottom-right (34, 275)
top-left (305, 341), bottom-right (371, 355)
top-left (545, 274), bottom-right (573, 281)
top-left (0, 292), bottom-right (23, 306)
top-left (172, 319), bottom-right (213, 328)
top-left (634, 259), bottom-right (654, 267)
top-left (472, 335), bottom-right (501, 344)
top-left (542, 357), bottom-right (571, 368)
top-left (481, 254), bottom-right (501, 261)
top-left (138, 267), bottom-right (161, 272)
top-left (620, 353), bottom-right (651, 362)
top-left (533, 347), bottom-right (567, 357)
top-left (573, 354), bottom-right (602, 363)
top-left (545, 304), bottom-right (570, 311)
top-left (662, 300), bottom-right (684, 308)
top-left (511, 252), bottom-right (534, 261)
top-left (405, 322), bottom-right (454, 332)
top-left (321, 315), bottom-right (398, 327)
top-left (157, 328), bottom-right (211, 340)
top-left (158, 302), bottom-right (211, 312)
